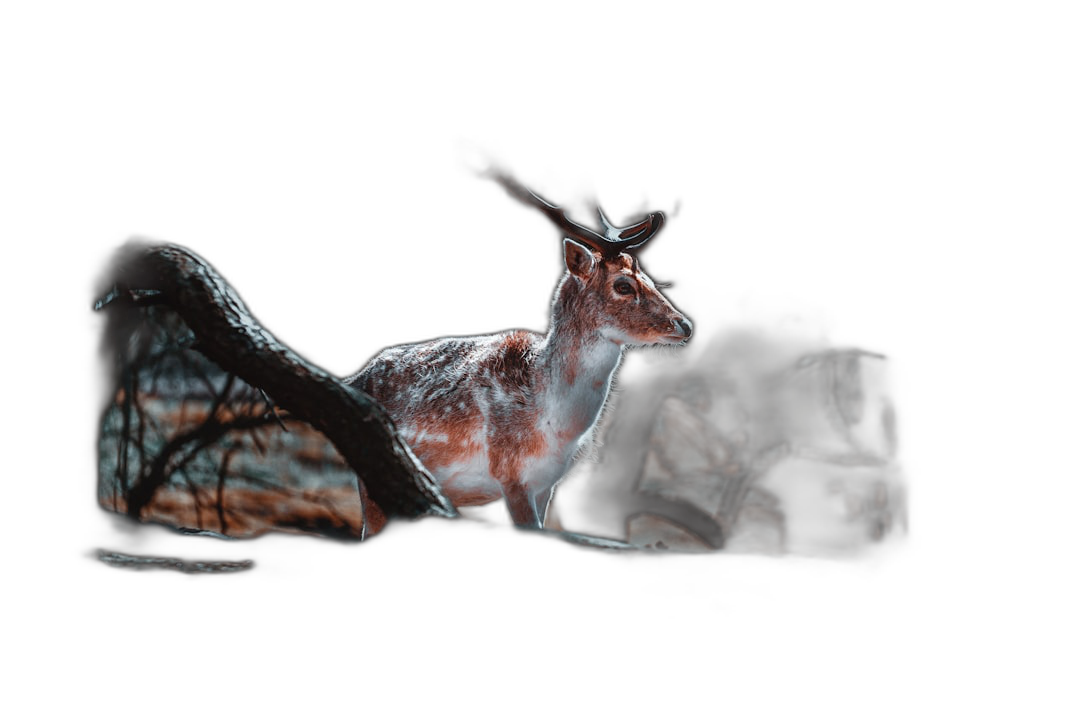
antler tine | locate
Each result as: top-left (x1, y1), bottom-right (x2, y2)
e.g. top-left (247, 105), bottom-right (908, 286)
top-left (616, 211), bottom-right (665, 250)
top-left (583, 183), bottom-right (665, 255)
top-left (597, 205), bottom-right (666, 251)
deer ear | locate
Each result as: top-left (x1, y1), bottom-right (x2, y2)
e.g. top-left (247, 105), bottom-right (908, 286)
top-left (564, 238), bottom-right (598, 279)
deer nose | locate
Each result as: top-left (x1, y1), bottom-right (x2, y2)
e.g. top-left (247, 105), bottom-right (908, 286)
top-left (674, 317), bottom-right (693, 339)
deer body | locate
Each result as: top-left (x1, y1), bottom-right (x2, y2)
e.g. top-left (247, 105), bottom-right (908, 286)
top-left (347, 177), bottom-right (691, 528)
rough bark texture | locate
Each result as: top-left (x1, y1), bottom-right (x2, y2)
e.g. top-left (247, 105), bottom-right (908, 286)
top-left (98, 242), bottom-right (457, 522)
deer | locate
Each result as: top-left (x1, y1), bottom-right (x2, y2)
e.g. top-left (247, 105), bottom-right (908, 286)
top-left (345, 173), bottom-right (692, 530)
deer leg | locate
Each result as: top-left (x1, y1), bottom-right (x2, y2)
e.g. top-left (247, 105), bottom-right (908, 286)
top-left (530, 485), bottom-right (554, 529)
top-left (503, 480), bottom-right (543, 529)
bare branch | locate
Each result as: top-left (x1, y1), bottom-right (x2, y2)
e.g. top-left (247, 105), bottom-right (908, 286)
top-left (124, 410), bottom-right (278, 520)
top-left (258, 388), bottom-right (288, 432)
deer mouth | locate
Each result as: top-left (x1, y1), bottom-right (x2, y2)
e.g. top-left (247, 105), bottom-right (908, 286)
top-left (637, 331), bottom-right (690, 346)
top-left (665, 317), bottom-right (693, 344)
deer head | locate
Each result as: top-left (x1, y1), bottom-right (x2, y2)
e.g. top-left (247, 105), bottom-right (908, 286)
top-left (490, 171), bottom-right (693, 347)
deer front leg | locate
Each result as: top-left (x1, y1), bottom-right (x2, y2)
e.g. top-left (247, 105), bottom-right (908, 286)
top-left (503, 480), bottom-right (545, 529)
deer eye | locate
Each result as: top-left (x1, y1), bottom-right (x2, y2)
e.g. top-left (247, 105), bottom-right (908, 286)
top-left (613, 278), bottom-right (636, 296)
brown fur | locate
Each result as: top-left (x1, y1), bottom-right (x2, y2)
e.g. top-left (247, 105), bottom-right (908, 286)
top-left (346, 238), bottom-right (690, 528)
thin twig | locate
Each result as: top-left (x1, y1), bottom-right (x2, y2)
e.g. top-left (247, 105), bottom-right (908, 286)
top-left (216, 445), bottom-right (236, 534)
top-left (125, 411), bottom-right (281, 520)
top-left (259, 388), bottom-right (289, 432)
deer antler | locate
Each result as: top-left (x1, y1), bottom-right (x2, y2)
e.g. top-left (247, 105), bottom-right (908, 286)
top-left (598, 207), bottom-right (665, 246)
top-left (488, 170), bottom-right (665, 258)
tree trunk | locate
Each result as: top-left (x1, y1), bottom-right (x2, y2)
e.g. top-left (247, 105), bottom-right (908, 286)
top-left (98, 242), bottom-right (457, 522)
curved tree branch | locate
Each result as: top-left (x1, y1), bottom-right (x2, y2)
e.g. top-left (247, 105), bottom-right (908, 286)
top-left (99, 241), bottom-right (457, 522)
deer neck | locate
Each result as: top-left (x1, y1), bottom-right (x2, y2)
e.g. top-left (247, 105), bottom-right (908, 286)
top-left (538, 274), bottom-right (623, 436)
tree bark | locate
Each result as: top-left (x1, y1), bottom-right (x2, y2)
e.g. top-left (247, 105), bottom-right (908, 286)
top-left (99, 242), bottom-right (457, 522)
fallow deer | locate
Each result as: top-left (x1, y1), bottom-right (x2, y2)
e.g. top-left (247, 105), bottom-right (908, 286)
top-left (346, 173), bottom-right (692, 529)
